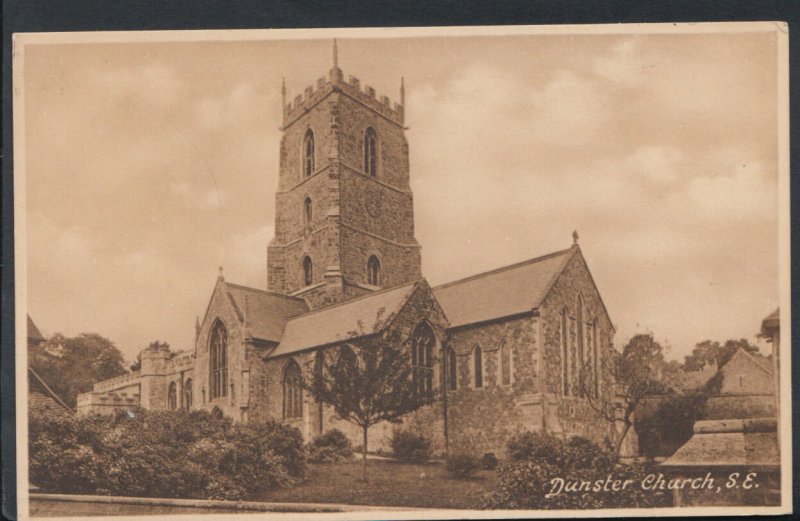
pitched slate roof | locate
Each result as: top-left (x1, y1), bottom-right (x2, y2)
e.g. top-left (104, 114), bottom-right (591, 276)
top-left (28, 368), bottom-right (72, 416)
top-left (761, 307), bottom-right (779, 336)
top-left (271, 281), bottom-right (420, 358)
top-left (27, 315), bottom-right (45, 344)
top-left (225, 283), bottom-right (309, 343)
top-left (432, 247), bottom-right (575, 328)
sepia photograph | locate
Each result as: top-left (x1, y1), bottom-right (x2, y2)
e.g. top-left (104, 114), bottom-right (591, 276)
top-left (13, 22), bottom-right (791, 519)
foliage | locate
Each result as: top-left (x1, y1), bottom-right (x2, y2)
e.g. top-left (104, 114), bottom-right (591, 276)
top-left (446, 452), bottom-right (481, 479)
top-left (579, 333), bottom-right (678, 457)
top-left (683, 338), bottom-right (760, 371)
top-left (29, 409), bottom-right (306, 500)
top-left (29, 332), bottom-right (128, 408)
top-left (485, 431), bottom-right (670, 509)
top-left (635, 392), bottom-right (708, 458)
top-left (305, 308), bottom-right (435, 480)
top-left (308, 429), bottom-right (354, 463)
top-left (390, 428), bottom-right (433, 463)
top-left (481, 452), bottom-right (499, 470)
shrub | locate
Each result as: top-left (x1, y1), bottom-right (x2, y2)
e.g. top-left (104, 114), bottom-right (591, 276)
top-left (446, 453), bottom-right (480, 479)
top-left (308, 429), bottom-right (354, 463)
top-left (484, 431), bottom-right (670, 509)
top-left (481, 452), bottom-right (498, 470)
top-left (390, 428), bottom-right (432, 463)
top-left (28, 409), bottom-right (306, 501)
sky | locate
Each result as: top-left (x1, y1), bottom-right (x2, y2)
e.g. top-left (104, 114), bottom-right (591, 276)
top-left (20, 27), bottom-right (783, 365)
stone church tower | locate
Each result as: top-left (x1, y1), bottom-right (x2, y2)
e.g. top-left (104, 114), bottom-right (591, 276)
top-left (267, 41), bottom-right (422, 309)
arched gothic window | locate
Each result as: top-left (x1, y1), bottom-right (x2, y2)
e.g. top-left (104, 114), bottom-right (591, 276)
top-left (183, 378), bottom-right (193, 410)
top-left (500, 342), bottom-right (512, 386)
top-left (167, 382), bottom-right (177, 410)
top-left (304, 197), bottom-right (312, 225)
top-left (209, 321), bottom-right (228, 400)
top-left (411, 323), bottom-right (435, 397)
top-left (473, 345), bottom-right (483, 389)
top-left (561, 307), bottom-right (569, 396)
top-left (446, 347), bottom-right (457, 391)
top-left (364, 127), bottom-right (378, 177)
top-left (592, 321), bottom-right (599, 398)
top-left (576, 295), bottom-right (585, 397)
top-left (367, 255), bottom-right (381, 286)
top-left (303, 256), bottom-right (313, 287)
top-left (283, 359), bottom-right (303, 419)
top-left (303, 129), bottom-right (315, 178)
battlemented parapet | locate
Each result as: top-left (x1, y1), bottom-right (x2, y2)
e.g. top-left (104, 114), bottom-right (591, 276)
top-left (283, 58), bottom-right (405, 128)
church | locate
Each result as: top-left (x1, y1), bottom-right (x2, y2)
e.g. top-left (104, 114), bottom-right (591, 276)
top-left (77, 44), bottom-right (624, 456)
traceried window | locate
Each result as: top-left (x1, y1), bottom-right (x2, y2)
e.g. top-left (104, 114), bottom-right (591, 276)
top-left (592, 321), bottom-right (599, 398)
top-left (500, 342), bottom-right (512, 386)
top-left (364, 126), bottom-right (378, 177)
top-left (367, 255), bottom-right (381, 286)
top-left (446, 347), bottom-right (457, 391)
top-left (304, 197), bottom-right (312, 225)
top-left (411, 323), bottom-right (435, 397)
top-left (576, 295), bottom-right (585, 396)
top-left (561, 307), bottom-right (569, 396)
top-left (303, 129), bottom-right (315, 178)
top-left (209, 320), bottom-right (228, 400)
top-left (167, 382), bottom-right (177, 410)
top-left (183, 378), bottom-right (193, 410)
top-left (283, 359), bottom-right (303, 419)
top-left (303, 256), bottom-right (313, 286)
top-left (473, 345), bottom-right (483, 389)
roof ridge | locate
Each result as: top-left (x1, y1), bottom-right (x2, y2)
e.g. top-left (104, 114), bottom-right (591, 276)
top-left (433, 246), bottom-right (575, 291)
top-left (226, 282), bottom-right (307, 302)
top-left (286, 280), bottom-right (421, 321)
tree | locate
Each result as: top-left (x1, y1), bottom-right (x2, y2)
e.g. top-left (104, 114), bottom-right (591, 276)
top-left (305, 312), bottom-right (435, 481)
top-left (579, 333), bottom-right (678, 458)
top-left (29, 332), bottom-right (128, 408)
top-left (683, 338), bottom-right (759, 371)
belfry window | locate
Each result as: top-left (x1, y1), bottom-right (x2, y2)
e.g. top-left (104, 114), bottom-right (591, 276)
top-left (473, 345), bottom-right (483, 389)
top-left (283, 359), bottom-right (303, 419)
top-left (209, 320), bottom-right (228, 399)
top-left (303, 129), bottom-right (315, 178)
top-left (303, 256), bottom-right (313, 286)
top-left (411, 323), bottom-right (435, 397)
top-left (367, 255), bottom-right (381, 286)
top-left (304, 197), bottom-right (312, 225)
top-left (167, 382), bottom-right (177, 410)
top-left (500, 342), bottom-right (512, 386)
top-left (364, 127), bottom-right (378, 177)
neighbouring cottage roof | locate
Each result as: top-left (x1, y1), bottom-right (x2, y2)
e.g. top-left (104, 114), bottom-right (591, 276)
top-left (28, 368), bottom-right (72, 416)
top-left (726, 348), bottom-right (773, 376)
top-left (271, 280), bottom-right (420, 358)
top-left (225, 283), bottom-right (309, 343)
top-left (27, 315), bottom-right (45, 344)
top-left (432, 247), bottom-right (575, 329)
top-left (678, 365), bottom-right (718, 392)
top-left (760, 307), bottom-right (779, 337)
top-left (660, 418), bottom-right (779, 471)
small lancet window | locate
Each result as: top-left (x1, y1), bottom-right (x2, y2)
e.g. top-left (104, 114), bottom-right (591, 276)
top-left (303, 129), bottom-right (315, 178)
top-left (367, 255), bottom-right (381, 286)
top-left (364, 127), bottom-right (378, 177)
top-left (473, 345), bottom-right (483, 389)
top-left (303, 256), bottom-right (313, 286)
top-left (304, 197), bottom-right (312, 225)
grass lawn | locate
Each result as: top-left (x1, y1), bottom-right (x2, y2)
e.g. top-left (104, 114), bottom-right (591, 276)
top-left (257, 459), bottom-right (497, 509)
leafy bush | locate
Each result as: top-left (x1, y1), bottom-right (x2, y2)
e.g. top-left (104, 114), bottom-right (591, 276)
top-left (481, 452), bottom-right (498, 470)
top-left (485, 431), bottom-right (670, 509)
top-left (308, 429), bottom-right (354, 463)
top-left (29, 409), bottom-right (306, 500)
top-left (390, 428), bottom-right (432, 463)
top-left (446, 452), bottom-right (480, 479)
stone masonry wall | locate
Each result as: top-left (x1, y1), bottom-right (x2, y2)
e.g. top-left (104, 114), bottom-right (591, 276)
top-left (538, 248), bottom-right (617, 447)
top-left (444, 315), bottom-right (543, 456)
